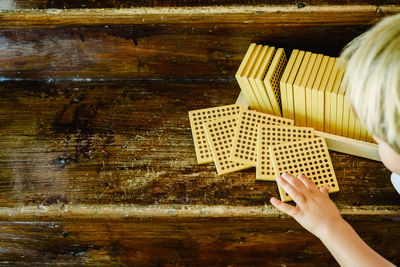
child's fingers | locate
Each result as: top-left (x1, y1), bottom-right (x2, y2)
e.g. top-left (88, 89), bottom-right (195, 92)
top-left (297, 174), bottom-right (319, 192)
top-left (281, 173), bottom-right (306, 192)
top-left (277, 175), bottom-right (306, 204)
top-left (320, 185), bottom-right (330, 196)
top-left (270, 197), bottom-right (298, 218)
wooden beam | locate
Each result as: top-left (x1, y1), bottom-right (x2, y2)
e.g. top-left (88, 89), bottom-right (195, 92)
top-left (11, 0), bottom-right (400, 9)
top-left (0, 217), bottom-right (398, 265)
top-left (0, 5), bottom-right (399, 27)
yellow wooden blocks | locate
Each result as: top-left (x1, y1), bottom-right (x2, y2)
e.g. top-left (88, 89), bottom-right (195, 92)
top-left (235, 43), bottom-right (374, 145)
top-left (256, 124), bottom-right (314, 181)
top-left (188, 104), bottom-right (242, 164)
top-left (204, 115), bottom-right (252, 175)
top-left (269, 137), bottom-right (339, 202)
top-left (230, 109), bottom-right (294, 166)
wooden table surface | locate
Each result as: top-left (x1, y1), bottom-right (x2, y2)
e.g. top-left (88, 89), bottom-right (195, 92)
top-left (0, 3), bottom-right (399, 266)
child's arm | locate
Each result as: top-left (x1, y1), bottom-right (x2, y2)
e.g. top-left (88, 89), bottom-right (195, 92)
top-left (270, 173), bottom-right (395, 267)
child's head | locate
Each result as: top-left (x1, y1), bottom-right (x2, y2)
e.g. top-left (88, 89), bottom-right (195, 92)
top-left (340, 13), bottom-right (400, 173)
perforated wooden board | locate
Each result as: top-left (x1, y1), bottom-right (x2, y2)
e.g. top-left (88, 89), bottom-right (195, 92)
top-left (324, 58), bottom-right (340, 134)
top-left (256, 124), bottom-right (314, 181)
top-left (264, 48), bottom-right (287, 116)
top-left (269, 137), bottom-right (339, 202)
top-left (230, 109), bottom-right (294, 166)
top-left (286, 50), bottom-right (305, 121)
top-left (242, 44), bottom-right (264, 111)
top-left (247, 45), bottom-right (275, 114)
top-left (253, 46), bottom-right (276, 115)
top-left (293, 51), bottom-right (312, 126)
top-left (317, 57), bottom-right (335, 132)
top-left (311, 55), bottom-right (329, 130)
top-left (297, 53), bottom-right (317, 127)
top-left (305, 54), bottom-right (323, 127)
top-left (236, 43), bottom-right (257, 109)
top-left (330, 61), bottom-right (345, 135)
top-left (253, 46), bottom-right (277, 115)
top-left (280, 49), bottom-right (299, 118)
top-left (347, 97), bottom-right (356, 139)
top-left (189, 104), bottom-right (242, 164)
top-left (204, 115), bottom-right (252, 175)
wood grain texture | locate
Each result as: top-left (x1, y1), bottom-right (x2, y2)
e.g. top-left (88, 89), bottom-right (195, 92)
top-left (0, 5), bottom-right (399, 266)
top-left (0, 216), bottom-right (399, 266)
top-left (0, 81), bottom-right (398, 211)
top-left (2, 6), bottom-right (398, 27)
top-left (9, 0), bottom-right (400, 9)
top-left (1, 6), bottom-right (399, 79)
top-left (0, 24), bottom-right (377, 80)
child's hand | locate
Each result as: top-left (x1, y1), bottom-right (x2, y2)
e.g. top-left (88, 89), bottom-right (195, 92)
top-left (270, 173), bottom-right (345, 239)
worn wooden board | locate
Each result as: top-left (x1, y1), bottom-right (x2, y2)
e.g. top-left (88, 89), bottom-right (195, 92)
top-left (10, 0), bottom-right (400, 9)
top-left (0, 81), bottom-right (398, 209)
top-left (0, 6), bottom-right (399, 79)
top-left (0, 216), bottom-right (399, 266)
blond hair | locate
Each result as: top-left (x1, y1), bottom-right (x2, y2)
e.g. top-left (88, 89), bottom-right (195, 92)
top-left (340, 13), bottom-right (400, 153)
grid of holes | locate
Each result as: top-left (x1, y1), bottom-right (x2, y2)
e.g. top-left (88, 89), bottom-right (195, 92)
top-left (190, 105), bottom-right (241, 162)
top-left (206, 117), bottom-right (245, 174)
top-left (258, 125), bottom-right (313, 177)
top-left (262, 49), bottom-right (277, 79)
top-left (271, 138), bottom-right (337, 197)
top-left (270, 51), bottom-right (287, 107)
top-left (232, 110), bottom-right (293, 164)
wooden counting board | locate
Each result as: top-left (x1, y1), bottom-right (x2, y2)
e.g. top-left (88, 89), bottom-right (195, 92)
top-left (230, 109), bottom-right (294, 166)
top-left (235, 43), bottom-right (259, 110)
top-left (324, 57), bottom-right (340, 134)
top-left (188, 104), bottom-right (242, 164)
top-left (286, 50), bottom-right (305, 121)
top-left (305, 54), bottom-right (323, 127)
top-left (204, 115), bottom-right (252, 175)
top-left (280, 49), bottom-right (299, 118)
top-left (269, 137), bottom-right (339, 202)
top-left (310, 55), bottom-right (329, 130)
top-left (256, 124), bottom-right (314, 181)
top-left (328, 59), bottom-right (345, 135)
top-left (293, 51), bottom-right (312, 126)
top-left (248, 45), bottom-right (275, 114)
top-left (263, 48), bottom-right (287, 116)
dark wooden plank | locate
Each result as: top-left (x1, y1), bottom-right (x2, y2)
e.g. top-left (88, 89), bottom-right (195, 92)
top-left (0, 216), bottom-right (399, 266)
top-left (1, 6), bottom-right (399, 79)
top-left (0, 24), bottom-right (376, 80)
top-left (10, 0), bottom-right (400, 9)
top-left (0, 81), bottom-right (398, 210)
